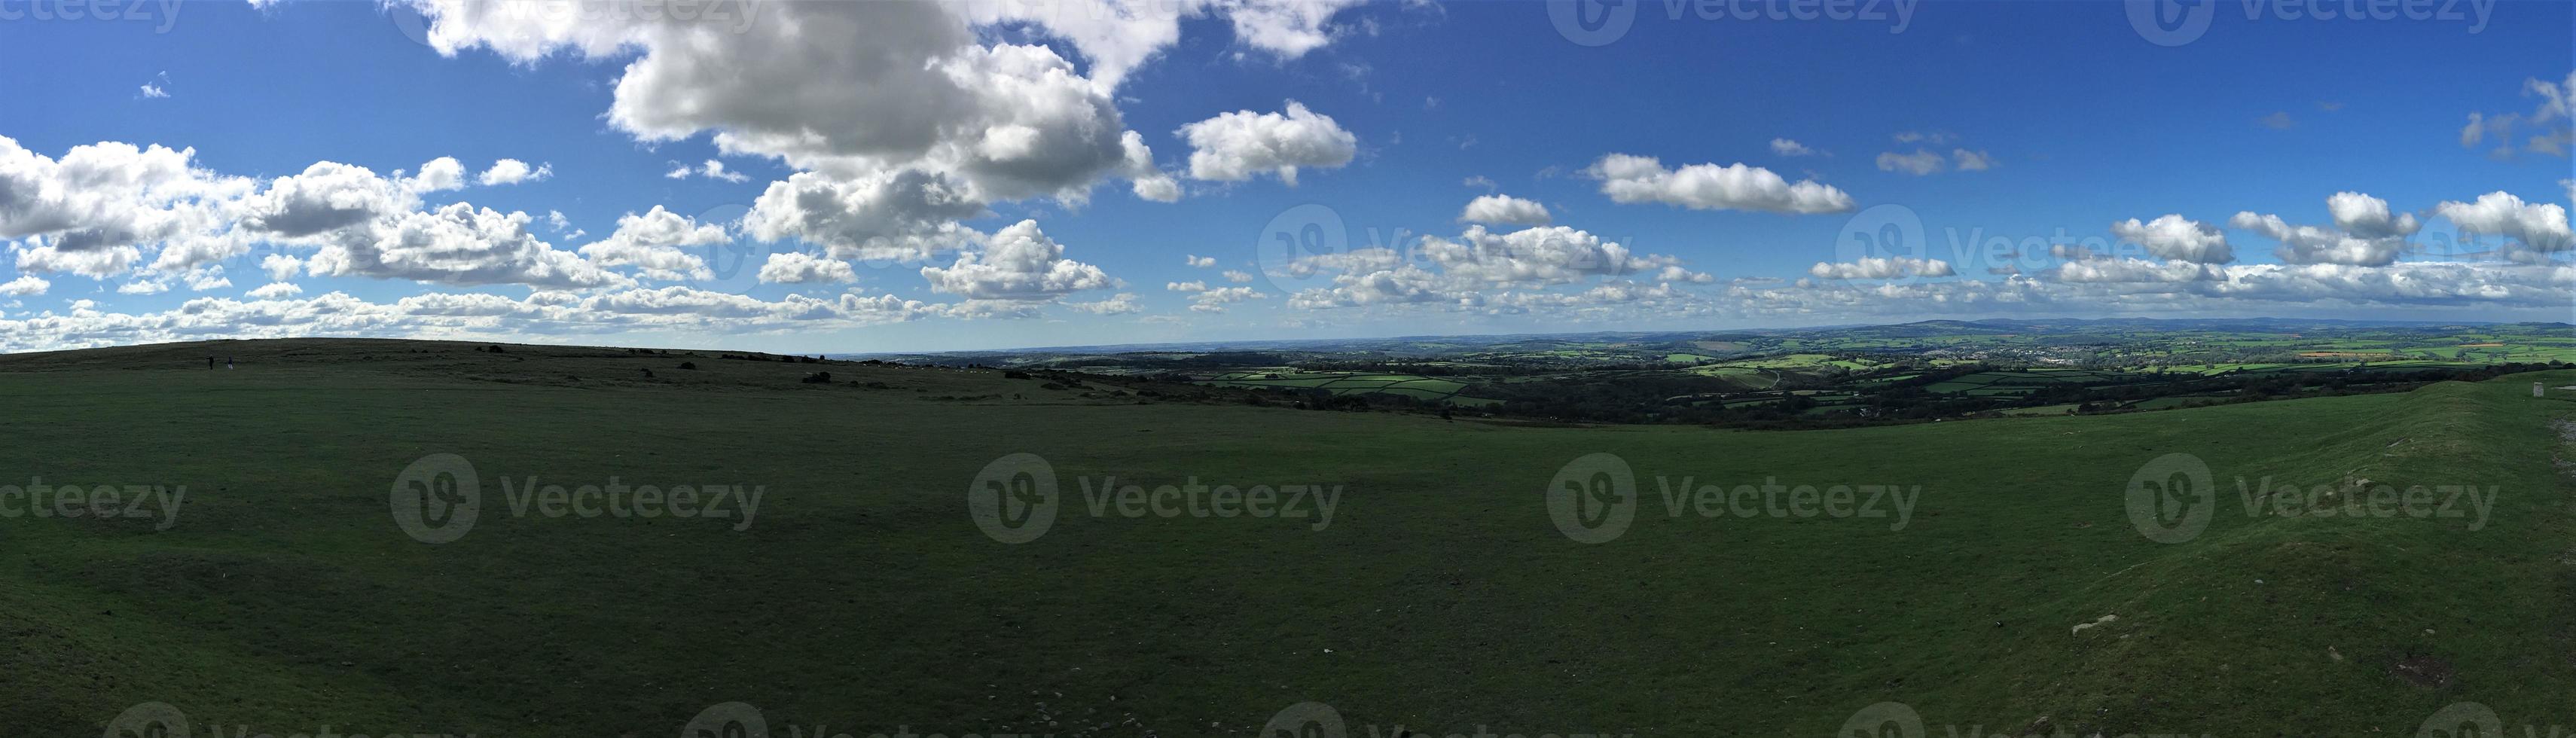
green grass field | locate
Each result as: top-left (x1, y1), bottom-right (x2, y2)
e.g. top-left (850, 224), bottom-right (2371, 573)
top-left (2, 338), bottom-right (2571, 736)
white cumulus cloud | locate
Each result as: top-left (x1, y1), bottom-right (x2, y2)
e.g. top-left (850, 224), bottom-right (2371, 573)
top-left (918, 219), bottom-right (1116, 302)
top-left (2111, 214), bottom-right (2235, 264)
top-left (1586, 154), bottom-right (1854, 215)
top-left (576, 206), bottom-right (729, 281)
top-left (2434, 190), bottom-right (2572, 252)
top-left (1177, 100), bottom-right (1357, 186)
top-left (1808, 257), bottom-right (1955, 279)
top-left (476, 159), bottom-right (551, 186)
top-left (1459, 194), bottom-right (1551, 226)
top-left (756, 252), bottom-right (858, 284)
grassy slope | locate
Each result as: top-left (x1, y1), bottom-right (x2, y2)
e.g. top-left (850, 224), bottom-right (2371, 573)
top-left (0, 339), bottom-right (2567, 736)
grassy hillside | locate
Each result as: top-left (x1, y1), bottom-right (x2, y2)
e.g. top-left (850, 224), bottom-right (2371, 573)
top-left (0, 339), bottom-right (2568, 736)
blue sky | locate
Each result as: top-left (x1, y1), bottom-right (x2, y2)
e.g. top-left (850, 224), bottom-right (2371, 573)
top-left (0, 0), bottom-right (2568, 352)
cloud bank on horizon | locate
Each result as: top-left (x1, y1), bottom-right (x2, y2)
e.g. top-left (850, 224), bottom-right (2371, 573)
top-left (0, 0), bottom-right (2567, 352)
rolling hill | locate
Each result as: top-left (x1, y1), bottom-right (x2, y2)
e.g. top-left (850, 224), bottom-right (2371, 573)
top-left (0, 338), bottom-right (2568, 736)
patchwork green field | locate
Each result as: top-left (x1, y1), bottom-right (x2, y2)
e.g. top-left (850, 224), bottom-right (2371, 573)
top-left (2159, 360), bottom-right (2492, 375)
top-left (885, 319), bottom-right (2575, 424)
top-left (1201, 369), bottom-right (1500, 406)
top-left (2, 337), bottom-right (2572, 736)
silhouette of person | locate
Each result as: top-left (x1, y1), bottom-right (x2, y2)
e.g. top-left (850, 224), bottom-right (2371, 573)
top-left (207, 356), bottom-right (215, 370)
top-left (225, 357), bottom-right (234, 370)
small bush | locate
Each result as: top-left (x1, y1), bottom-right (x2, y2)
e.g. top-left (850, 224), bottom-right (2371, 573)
top-left (677, 361), bottom-right (697, 370)
top-left (801, 371), bottom-right (833, 384)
